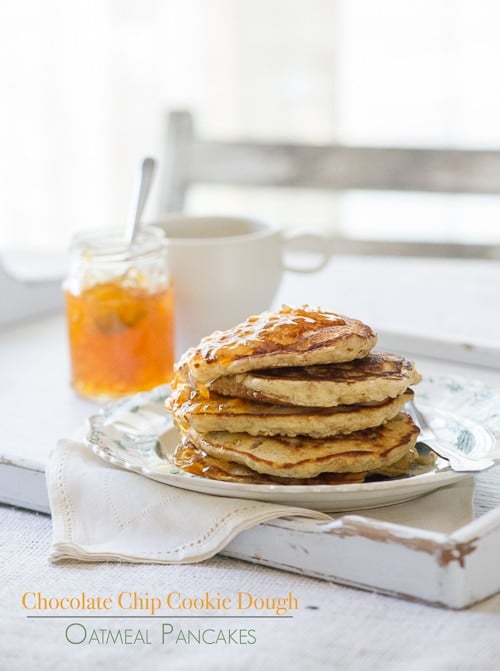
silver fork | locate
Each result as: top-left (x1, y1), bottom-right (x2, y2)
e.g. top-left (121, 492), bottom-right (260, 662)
top-left (406, 400), bottom-right (495, 473)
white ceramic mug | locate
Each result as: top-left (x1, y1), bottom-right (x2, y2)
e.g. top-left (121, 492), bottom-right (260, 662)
top-left (147, 215), bottom-right (331, 355)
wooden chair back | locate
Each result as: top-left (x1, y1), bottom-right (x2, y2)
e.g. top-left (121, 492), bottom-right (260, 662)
top-left (159, 109), bottom-right (500, 258)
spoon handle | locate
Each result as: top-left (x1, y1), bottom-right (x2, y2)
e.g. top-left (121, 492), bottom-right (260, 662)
top-left (125, 157), bottom-right (157, 246)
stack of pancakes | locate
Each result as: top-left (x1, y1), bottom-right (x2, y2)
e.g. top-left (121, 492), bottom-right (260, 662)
top-left (166, 305), bottom-right (432, 485)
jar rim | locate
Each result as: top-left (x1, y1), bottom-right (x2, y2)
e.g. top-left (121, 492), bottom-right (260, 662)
top-left (70, 226), bottom-right (166, 261)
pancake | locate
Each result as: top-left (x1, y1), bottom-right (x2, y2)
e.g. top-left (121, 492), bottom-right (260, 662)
top-left (183, 412), bottom-right (419, 478)
top-left (173, 441), bottom-right (367, 485)
top-left (169, 378), bottom-right (414, 437)
top-left (174, 440), bottom-right (434, 485)
top-left (210, 352), bottom-right (422, 407)
top-left (179, 305), bottom-right (377, 384)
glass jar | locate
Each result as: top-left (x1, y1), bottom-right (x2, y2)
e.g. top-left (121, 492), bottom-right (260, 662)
top-left (63, 226), bottom-right (174, 400)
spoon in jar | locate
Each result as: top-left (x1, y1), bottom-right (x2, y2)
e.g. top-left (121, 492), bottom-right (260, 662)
top-left (124, 156), bottom-right (157, 246)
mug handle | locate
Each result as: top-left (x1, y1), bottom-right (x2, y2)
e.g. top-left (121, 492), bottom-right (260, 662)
top-left (282, 229), bottom-right (332, 274)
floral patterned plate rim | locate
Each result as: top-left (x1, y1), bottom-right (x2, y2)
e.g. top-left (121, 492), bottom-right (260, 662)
top-left (84, 376), bottom-right (500, 512)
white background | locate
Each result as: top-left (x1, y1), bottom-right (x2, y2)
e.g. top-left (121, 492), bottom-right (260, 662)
top-left (1, 0), bottom-right (499, 252)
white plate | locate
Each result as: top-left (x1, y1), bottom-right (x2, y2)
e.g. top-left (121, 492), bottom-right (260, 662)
top-left (85, 377), bottom-right (500, 512)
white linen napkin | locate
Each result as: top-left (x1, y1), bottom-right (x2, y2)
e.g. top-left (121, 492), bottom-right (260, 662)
top-left (47, 439), bottom-right (330, 563)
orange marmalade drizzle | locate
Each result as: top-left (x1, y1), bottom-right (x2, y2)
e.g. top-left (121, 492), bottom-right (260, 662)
top-left (174, 442), bottom-right (367, 485)
top-left (181, 305), bottom-right (347, 376)
top-left (167, 362), bottom-right (257, 432)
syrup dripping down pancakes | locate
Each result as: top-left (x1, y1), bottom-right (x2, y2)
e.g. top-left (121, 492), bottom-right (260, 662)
top-left (166, 305), bottom-right (433, 485)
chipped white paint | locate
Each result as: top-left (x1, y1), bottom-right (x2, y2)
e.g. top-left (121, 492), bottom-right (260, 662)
top-left (224, 503), bottom-right (500, 609)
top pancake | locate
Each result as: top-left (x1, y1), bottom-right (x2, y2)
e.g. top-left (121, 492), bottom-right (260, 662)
top-left (178, 305), bottom-right (377, 384)
top-left (211, 352), bottom-right (422, 407)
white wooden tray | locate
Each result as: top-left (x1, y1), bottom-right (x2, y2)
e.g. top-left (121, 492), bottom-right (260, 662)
top-left (228, 508), bottom-right (500, 609)
top-left (225, 469), bottom-right (500, 610)
top-left (2, 311), bottom-right (500, 610)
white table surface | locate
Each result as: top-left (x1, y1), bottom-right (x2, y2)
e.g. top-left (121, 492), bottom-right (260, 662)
top-left (2, 254), bottom-right (500, 670)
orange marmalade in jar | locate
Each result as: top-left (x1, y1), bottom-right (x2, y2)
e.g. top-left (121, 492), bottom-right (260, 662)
top-left (63, 226), bottom-right (174, 400)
